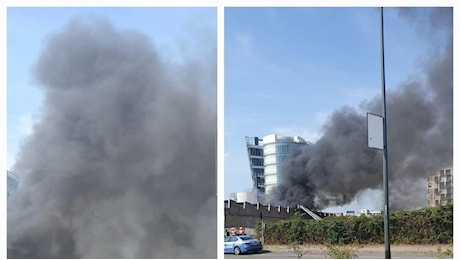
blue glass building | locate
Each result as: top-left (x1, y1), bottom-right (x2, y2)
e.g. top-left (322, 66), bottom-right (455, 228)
top-left (246, 136), bottom-right (265, 203)
top-left (7, 170), bottom-right (20, 205)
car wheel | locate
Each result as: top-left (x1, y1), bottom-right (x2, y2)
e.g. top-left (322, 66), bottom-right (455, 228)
top-left (234, 246), bottom-right (241, 255)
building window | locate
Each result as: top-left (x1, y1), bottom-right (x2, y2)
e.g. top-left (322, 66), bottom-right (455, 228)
top-left (251, 158), bottom-right (263, 166)
top-left (249, 148), bottom-right (262, 156)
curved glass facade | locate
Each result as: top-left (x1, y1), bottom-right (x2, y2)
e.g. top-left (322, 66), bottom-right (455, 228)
top-left (246, 134), bottom-right (310, 203)
top-left (263, 134), bottom-right (309, 197)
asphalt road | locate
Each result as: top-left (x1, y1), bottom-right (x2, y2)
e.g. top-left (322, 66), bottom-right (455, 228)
top-left (224, 245), bottom-right (450, 259)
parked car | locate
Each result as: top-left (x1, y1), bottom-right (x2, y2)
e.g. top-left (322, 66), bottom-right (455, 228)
top-left (224, 235), bottom-right (263, 255)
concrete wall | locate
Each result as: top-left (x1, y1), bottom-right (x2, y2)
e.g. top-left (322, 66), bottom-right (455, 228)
top-left (224, 199), bottom-right (332, 229)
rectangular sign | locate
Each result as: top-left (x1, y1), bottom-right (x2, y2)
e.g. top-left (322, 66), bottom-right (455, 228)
top-left (367, 113), bottom-right (384, 150)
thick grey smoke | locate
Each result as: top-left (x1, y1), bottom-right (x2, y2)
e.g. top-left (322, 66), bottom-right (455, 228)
top-left (275, 7), bottom-right (452, 211)
top-left (8, 17), bottom-right (216, 258)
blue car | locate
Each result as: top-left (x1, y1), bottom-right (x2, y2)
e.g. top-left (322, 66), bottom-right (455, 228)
top-left (224, 235), bottom-right (263, 255)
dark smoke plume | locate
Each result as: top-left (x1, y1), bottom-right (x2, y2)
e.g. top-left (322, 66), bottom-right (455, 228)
top-left (274, 7), bottom-right (452, 211)
top-left (8, 17), bottom-right (216, 258)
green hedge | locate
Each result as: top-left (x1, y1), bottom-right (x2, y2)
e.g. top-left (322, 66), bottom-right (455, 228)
top-left (256, 204), bottom-right (452, 245)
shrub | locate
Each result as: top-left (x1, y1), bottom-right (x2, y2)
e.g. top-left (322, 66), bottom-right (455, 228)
top-left (260, 204), bottom-right (452, 245)
top-left (324, 242), bottom-right (361, 258)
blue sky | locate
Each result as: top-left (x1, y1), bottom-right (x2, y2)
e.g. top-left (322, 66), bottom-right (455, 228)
top-left (7, 7), bottom-right (216, 170)
top-left (224, 7), bottom-right (445, 211)
top-left (5, 6), bottom-right (455, 214)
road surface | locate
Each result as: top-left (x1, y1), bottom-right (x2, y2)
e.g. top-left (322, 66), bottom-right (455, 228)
top-left (224, 244), bottom-right (452, 259)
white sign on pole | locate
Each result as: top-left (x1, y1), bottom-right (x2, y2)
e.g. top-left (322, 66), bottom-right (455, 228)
top-left (367, 113), bottom-right (384, 150)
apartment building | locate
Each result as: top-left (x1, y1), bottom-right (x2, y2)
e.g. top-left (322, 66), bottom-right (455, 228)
top-left (427, 167), bottom-right (453, 206)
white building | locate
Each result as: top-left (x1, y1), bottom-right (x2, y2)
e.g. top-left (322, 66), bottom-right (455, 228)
top-left (246, 134), bottom-right (311, 203)
top-left (360, 209), bottom-right (383, 216)
top-left (262, 134), bottom-right (310, 197)
top-left (427, 167), bottom-right (453, 206)
top-left (229, 191), bottom-right (257, 204)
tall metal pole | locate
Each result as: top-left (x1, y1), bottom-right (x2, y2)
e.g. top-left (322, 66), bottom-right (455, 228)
top-left (380, 7), bottom-right (391, 259)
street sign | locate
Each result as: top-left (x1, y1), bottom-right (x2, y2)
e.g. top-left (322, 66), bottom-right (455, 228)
top-left (367, 113), bottom-right (384, 150)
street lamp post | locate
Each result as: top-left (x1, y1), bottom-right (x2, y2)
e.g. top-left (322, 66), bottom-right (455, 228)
top-left (380, 7), bottom-right (391, 259)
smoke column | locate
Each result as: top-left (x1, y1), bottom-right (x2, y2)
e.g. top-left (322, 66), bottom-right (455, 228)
top-left (8, 17), bottom-right (216, 258)
top-left (275, 7), bottom-right (452, 211)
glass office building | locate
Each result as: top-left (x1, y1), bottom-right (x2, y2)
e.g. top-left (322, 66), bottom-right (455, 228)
top-left (263, 134), bottom-right (309, 197)
top-left (246, 136), bottom-right (265, 203)
top-left (246, 134), bottom-right (310, 203)
top-left (7, 170), bottom-right (20, 205)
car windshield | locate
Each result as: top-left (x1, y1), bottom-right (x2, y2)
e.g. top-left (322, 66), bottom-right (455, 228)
top-left (239, 236), bottom-right (254, 241)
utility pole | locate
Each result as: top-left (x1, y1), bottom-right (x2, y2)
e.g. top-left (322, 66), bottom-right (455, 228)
top-left (259, 212), bottom-right (265, 245)
top-left (380, 7), bottom-right (391, 259)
